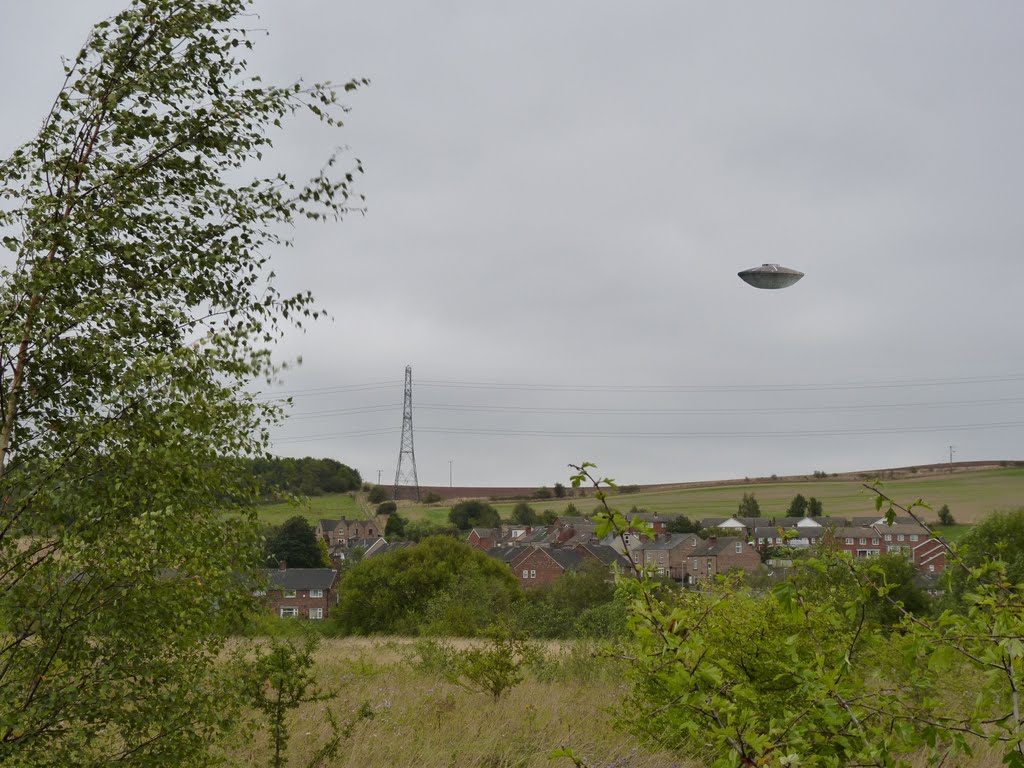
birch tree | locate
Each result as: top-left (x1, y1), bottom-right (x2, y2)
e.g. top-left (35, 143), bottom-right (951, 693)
top-left (0, 2), bottom-right (363, 765)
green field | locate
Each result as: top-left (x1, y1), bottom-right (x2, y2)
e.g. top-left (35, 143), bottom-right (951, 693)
top-left (256, 493), bottom-right (364, 527)
top-left (257, 467), bottom-right (1024, 531)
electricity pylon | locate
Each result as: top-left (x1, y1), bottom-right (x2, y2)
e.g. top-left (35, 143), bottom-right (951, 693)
top-left (393, 365), bottom-right (420, 501)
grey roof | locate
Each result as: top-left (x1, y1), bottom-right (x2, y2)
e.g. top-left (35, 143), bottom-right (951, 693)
top-left (547, 548), bottom-right (584, 570)
top-left (642, 534), bottom-right (700, 551)
top-left (318, 518), bottom-right (339, 531)
top-left (265, 568), bottom-right (336, 591)
top-left (489, 547), bottom-right (524, 563)
top-left (701, 537), bottom-right (747, 556)
top-left (577, 543), bottom-right (628, 565)
top-left (832, 526), bottom-right (879, 538)
top-left (378, 541), bottom-right (414, 555)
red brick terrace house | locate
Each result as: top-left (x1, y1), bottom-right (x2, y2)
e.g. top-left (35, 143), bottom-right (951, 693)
top-left (317, 516), bottom-right (383, 550)
top-left (870, 522), bottom-right (947, 575)
top-left (514, 547), bottom-right (583, 588)
top-left (261, 564), bottom-right (338, 620)
top-left (640, 534), bottom-right (703, 580)
top-left (468, 527), bottom-right (501, 551)
top-left (681, 536), bottom-right (761, 586)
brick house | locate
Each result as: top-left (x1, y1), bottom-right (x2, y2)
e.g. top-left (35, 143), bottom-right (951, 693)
top-left (827, 526), bottom-right (883, 559)
top-left (573, 542), bottom-right (632, 573)
top-left (681, 537), bottom-right (761, 586)
top-left (513, 547), bottom-right (584, 588)
top-left (468, 527), bottom-right (501, 551)
top-left (640, 534), bottom-right (703, 580)
top-left (261, 564), bottom-right (338, 620)
top-left (870, 522), bottom-right (947, 574)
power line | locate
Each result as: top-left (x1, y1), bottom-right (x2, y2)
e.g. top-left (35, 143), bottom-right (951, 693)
top-left (281, 395), bottom-right (1024, 421)
top-left (269, 419), bottom-right (1024, 443)
top-left (415, 373), bottom-right (1024, 393)
top-left (254, 371), bottom-right (1024, 400)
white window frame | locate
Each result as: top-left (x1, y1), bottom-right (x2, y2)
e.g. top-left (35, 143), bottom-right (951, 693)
top-left (309, 589), bottom-right (323, 598)
top-left (909, 534), bottom-right (919, 542)
top-left (522, 569), bottom-right (529, 579)
top-left (530, 569), bottom-right (537, 579)
top-left (735, 542), bottom-right (742, 554)
top-left (309, 607), bottom-right (323, 620)
top-left (897, 534), bottom-right (905, 542)
top-left (845, 537), bottom-right (854, 545)
top-left (280, 607), bottom-right (299, 618)
top-left (283, 589), bottom-right (297, 599)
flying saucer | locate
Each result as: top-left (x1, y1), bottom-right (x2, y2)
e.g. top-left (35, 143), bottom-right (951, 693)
top-left (738, 263), bottom-right (804, 289)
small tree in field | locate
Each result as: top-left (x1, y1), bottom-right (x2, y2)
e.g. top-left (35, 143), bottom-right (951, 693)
top-left (738, 492), bottom-right (761, 518)
top-left (807, 496), bottom-right (824, 517)
top-left (0, 2), bottom-right (365, 765)
top-left (512, 501), bottom-right (538, 525)
top-left (786, 493), bottom-right (808, 517)
top-left (937, 504), bottom-right (954, 525)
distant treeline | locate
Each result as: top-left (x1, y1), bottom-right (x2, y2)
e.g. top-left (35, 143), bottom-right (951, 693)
top-left (244, 456), bottom-right (362, 497)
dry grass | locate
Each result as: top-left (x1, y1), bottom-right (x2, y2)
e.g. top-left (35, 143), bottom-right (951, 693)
top-left (222, 637), bottom-right (1010, 768)
top-left (223, 636), bottom-right (689, 768)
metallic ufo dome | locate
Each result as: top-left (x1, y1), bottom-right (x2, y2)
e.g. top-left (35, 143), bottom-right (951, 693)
top-left (738, 263), bottom-right (804, 289)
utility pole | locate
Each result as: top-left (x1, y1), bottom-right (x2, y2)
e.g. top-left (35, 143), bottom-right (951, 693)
top-left (949, 445), bottom-right (955, 473)
top-left (393, 365), bottom-right (421, 501)
top-left (377, 469), bottom-right (382, 485)
top-left (449, 460), bottom-right (453, 488)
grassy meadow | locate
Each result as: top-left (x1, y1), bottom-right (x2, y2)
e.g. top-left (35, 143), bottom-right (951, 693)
top-left (256, 467), bottom-right (1024, 531)
top-left (257, 493), bottom-right (365, 527)
top-left (224, 637), bottom-right (1006, 768)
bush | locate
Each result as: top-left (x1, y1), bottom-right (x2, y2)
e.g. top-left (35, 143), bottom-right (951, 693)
top-left (334, 537), bottom-right (521, 635)
top-left (511, 501), bottom-right (538, 525)
top-left (367, 485), bottom-right (388, 504)
top-left (448, 500), bottom-right (501, 530)
top-left (533, 486), bottom-right (553, 499)
top-left (376, 500), bottom-right (397, 515)
top-left (423, 491), bottom-right (443, 504)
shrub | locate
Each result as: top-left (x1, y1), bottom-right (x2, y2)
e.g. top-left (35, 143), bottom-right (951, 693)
top-left (448, 500), bottom-right (501, 530)
top-left (367, 485), bottom-right (388, 504)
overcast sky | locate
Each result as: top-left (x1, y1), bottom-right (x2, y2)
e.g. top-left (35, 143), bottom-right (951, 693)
top-left (3, 2), bottom-right (1024, 487)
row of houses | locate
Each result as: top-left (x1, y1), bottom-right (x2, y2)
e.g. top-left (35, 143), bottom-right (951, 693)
top-left (701, 513), bottom-right (946, 574)
top-left (260, 509), bottom-right (948, 620)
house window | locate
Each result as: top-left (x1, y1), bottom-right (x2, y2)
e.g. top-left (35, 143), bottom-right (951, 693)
top-left (530, 569), bottom-right (537, 579)
top-left (280, 607), bottom-right (298, 618)
top-left (884, 534), bottom-right (892, 542)
top-left (734, 542), bottom-right (742, 554)
top-left (309, 589), bottom-right (323, 598)
top-left (283, 589), bottom-right (297, 599)
top-left (522, 569), bottom-right (529, 579)
top-left (859, 538), bottom-right (867, 545)
top-left (309, 607), bottom-right (323, 620)
top-left (872, 538), bottom-right (879, 546)
top-left (897, 534), bottom-right (905, 542)
top-left (845, 538), bottom-right (854, 545)
top-left (909, 534), bottom-right (919, 542)
top-left (928, 565), bottom-right (935, 573)
top-left (252, 589), bottom-right (266, 597)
